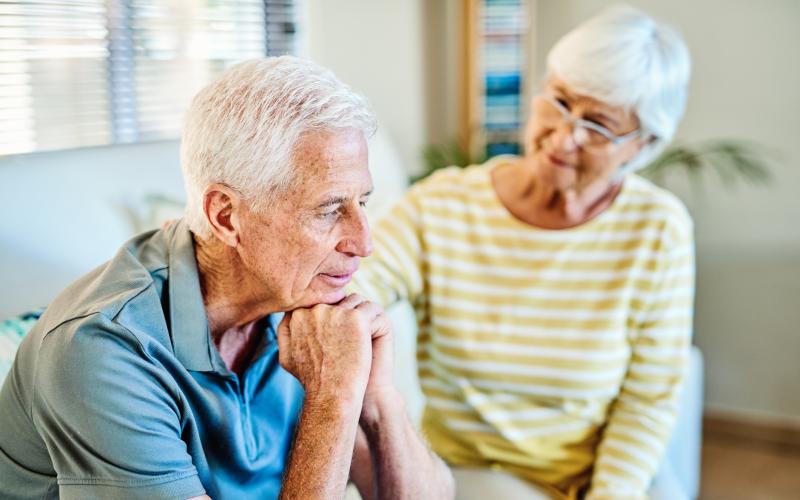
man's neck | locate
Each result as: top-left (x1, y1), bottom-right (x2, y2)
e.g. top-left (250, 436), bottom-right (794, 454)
top-left (193, 235), bottom-right (275, 371)
top-left (215, 319), bottom-right (266, 377)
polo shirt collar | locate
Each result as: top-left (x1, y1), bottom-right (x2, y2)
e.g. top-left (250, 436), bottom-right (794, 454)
top-left (168, 220), bottom-right (215, 372)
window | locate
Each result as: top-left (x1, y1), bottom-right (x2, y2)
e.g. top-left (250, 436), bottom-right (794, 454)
top-left (0, 0), bottom-right (299, 156)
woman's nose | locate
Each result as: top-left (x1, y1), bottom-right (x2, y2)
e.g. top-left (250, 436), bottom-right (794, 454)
top-left (549, 119), bottom-right (580, 153)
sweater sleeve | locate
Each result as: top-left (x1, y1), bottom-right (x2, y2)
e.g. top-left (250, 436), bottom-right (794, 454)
top-left (351, 181), bottom-right (428, 307)
top-left (587, 215), bottom-right (696, 500)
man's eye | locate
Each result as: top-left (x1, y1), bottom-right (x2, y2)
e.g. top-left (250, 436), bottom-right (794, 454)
top-left (359, 200), bottom-right (368, 208)
top-left (320, 207), bottom-right (341, 219)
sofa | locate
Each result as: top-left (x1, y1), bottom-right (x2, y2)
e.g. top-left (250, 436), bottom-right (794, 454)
top-left (0, 132), bottom-right (702, 499)
top-left (364, 301), bottom-right (703, 500)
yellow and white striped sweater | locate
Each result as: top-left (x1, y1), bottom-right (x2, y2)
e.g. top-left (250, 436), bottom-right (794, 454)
top-left (352, 158), bottom-right (695, 499)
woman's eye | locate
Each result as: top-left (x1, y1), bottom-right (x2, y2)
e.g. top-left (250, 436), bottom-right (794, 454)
top-left (586, 128), bottom-right (606, 140)
top-left (556, 97), bottom-right (570, 110)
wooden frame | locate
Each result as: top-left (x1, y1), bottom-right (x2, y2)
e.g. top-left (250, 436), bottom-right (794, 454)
top-left (459, 0), bottom-right (480, 159)
top-left (458, 0), bottom-right (534, 161)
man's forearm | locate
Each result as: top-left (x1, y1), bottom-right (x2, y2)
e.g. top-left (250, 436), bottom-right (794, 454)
top-left (361, 389), bottom-right (454, 499)
top-left (280, 396), bottom-right (362, 500)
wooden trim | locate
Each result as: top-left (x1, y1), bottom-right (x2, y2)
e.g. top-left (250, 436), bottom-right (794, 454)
top-left (704, 412), bottom-right (800, 452)
top-left (459, 0), bottom-right (479, 159)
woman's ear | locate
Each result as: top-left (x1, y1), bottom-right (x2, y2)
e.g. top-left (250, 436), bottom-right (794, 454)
top-left (633, 134), bottom-right (657, 152)
top-left (202, 183), bottom-right (243, 248)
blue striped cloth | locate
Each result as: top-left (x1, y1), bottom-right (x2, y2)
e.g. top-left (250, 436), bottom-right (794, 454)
top-left (0, 310), bottom-right (42, 383)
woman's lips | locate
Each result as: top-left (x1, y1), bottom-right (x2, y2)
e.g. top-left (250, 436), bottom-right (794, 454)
top-left (547, 153), bottom-right (572, 168)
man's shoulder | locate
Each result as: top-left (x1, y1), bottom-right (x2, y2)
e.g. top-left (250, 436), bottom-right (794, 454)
top-left (68, 230), bottom-right (167, 309)
top-left (32, 229), bottom-right (175, 360)
top-left (22, 294), bottom-right (171, 392)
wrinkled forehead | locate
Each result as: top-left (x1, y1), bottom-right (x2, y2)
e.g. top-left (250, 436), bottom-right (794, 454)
top-left (284, 129), bottom-right (372, 202)
top-left (294, 128), bottom-right (368, 165)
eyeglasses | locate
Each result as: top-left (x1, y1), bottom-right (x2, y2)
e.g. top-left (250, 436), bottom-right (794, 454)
top-left (539, 94), bottom-right (640, 149)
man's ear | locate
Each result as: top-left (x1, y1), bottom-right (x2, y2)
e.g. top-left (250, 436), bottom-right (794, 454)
top-left (203, 183), bottom-right (243, 248)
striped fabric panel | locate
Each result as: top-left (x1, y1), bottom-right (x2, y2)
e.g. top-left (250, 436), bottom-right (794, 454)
top-left (0, 310), bottom-right (43, 383)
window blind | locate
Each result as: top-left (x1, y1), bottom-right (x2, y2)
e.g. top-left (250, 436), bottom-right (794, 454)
top-left (0, 0), bottom-right (298, 156)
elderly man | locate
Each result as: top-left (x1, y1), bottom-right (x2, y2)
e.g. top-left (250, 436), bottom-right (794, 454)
top-left (0, 57), bottom-right (453, 500)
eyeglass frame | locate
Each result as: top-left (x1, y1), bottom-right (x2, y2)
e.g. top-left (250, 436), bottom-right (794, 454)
top-left (540, 94), bottom-right (641, 148)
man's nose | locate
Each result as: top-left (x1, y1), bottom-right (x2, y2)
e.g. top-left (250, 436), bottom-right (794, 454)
top-left (337, 209), bottom-right (373, 257)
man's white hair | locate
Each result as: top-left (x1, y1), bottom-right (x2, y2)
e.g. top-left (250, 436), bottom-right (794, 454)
top-left (546, 4), bottom-right (691, 175)
top-left (181, 56), bottom-right (377, 238)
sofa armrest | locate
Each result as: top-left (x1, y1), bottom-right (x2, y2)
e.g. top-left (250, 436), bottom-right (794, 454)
top-left (386, 302), bottom-right (704, 499)
top-left (658, 346), bottom-right (704, 499)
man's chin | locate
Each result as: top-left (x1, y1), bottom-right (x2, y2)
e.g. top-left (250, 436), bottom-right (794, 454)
top-left (292, 288), bottom-right (348, 309)
top-left (321, 289), bottom-right (349, 305)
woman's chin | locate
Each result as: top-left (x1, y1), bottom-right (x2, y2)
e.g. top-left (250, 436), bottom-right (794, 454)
top-left (537, 167), bottom-right (577, 192)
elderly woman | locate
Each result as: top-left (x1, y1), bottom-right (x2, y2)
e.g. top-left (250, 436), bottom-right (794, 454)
top-left (353, 5), bottom-right (693, 500)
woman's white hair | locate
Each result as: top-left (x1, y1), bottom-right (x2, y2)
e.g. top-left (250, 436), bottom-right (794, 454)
top-left (181, 56), bottom-right (377, 238)
top-left (546, 4), bottom-right (691, 175)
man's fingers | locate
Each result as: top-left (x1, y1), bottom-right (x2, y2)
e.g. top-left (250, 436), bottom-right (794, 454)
top-left (353, 301), bottom-right (392, 339)
top-left (338, 293), bottom-right (368, 309)
top-left (353, 300), bottom-right (382, 321)
top-left (277, 311), bottom-right (293, 353)
top-left (371, 315), bottom-right (392, 340)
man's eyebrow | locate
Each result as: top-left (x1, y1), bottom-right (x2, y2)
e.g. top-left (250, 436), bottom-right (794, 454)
top-left (316, 195), bottom-right (348, 209)
top-left (316, 189), bottom-right (374, 209)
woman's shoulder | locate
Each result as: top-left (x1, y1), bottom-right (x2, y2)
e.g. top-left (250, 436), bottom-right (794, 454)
top-left (618, 174), bottom-right (694, 240)
top-left (415, 155), bottom-right (519, 193)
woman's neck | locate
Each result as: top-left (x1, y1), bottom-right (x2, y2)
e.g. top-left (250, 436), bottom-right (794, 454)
top-left (493, 160), bottom-right (621, 229)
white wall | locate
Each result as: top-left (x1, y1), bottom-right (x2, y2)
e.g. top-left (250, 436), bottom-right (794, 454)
top-left (0, 1), bottom-right (425, 320)
top-left (0, 141), bottom-right (186, 318)
top-left (532, 0), bottom-right (800, 421)
top-left (305, 0), bottom-right (428, 175)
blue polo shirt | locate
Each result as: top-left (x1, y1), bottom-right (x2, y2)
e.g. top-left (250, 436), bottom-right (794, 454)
top-left (0, 222), bottom-right (305, 499)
